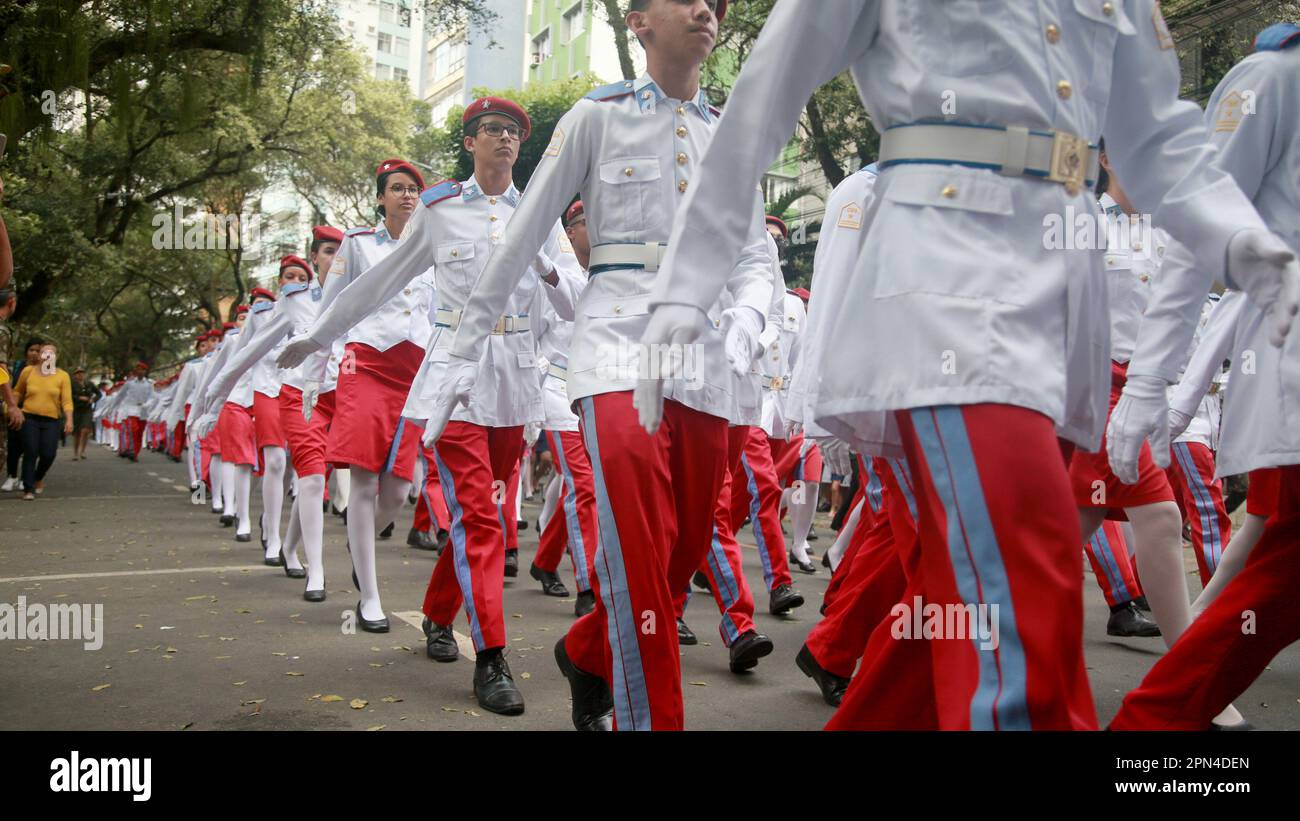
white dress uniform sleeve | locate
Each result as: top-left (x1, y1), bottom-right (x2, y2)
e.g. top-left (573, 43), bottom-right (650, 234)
top-left (1126, 53), bottom-right (1287, 383)
top-left (306, 214), bottom-right (434, 349)
top-left (1167, 290), bottom-right (1246, 420)
top-left (536, 221), bottom-right (584, 322)
top-left (190, 333), bottom-right (242, 422)
top-left (163, 365), bottom-right (192, 427)
top-left (205, 309), bottom-right (293, 412)
top-left (302, 264), bottom-right (352, 384)
top-left (203, 310), bottom-right (270, 410)
top-left (449, 105), bottom-right (593, 363)
top-left (649, 0), bottom-right (878, 315)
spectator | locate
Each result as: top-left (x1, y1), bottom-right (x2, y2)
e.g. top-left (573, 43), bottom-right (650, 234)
top-left (2, 337), bottom-right (43, 491)
top-left (13, 342), bottom-right (72, 500)
top-left (0, 351), bottom-right (20, 432)
top-left (71, 368), bottom-right (99, 460)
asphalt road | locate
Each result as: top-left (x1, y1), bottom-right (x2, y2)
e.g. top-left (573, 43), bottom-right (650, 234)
top-left (1, 441), bottom-right (1296, 731)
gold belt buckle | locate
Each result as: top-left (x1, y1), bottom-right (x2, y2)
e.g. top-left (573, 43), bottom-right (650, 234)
top-left (1047, 131), bottom-right (1088, 196)
top-left (491, 317), bottom-right (506, 335)
top-left (770, 376), bottom-right (784, 390)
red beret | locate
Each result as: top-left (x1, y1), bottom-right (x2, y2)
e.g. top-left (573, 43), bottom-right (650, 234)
top-left (194, 332), bottom-right (208, 343)
top-left (790, 287), bottom-right (811, 303)
top-left (249, 286), bottom-right (276, 302)
top-left (765, 215), bottom-right (789, 238)
top-left (234, 304), bottom-right (250, 315)
top-left (311, 225), bottom-right (344, 245)
top-left (279, 254), bottom-right (313, 281)
top-left (221, 322), bottom-right (236, 331)
top-left (376, 158), bottom-right (425, 189)
top-left (134, 361), bottom-right (150, 371)
top-left (564, 200), bottom-right (585, 226)
top-left (464, 96), bottom-right (532, 142)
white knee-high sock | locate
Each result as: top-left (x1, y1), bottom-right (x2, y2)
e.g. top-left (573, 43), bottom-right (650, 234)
top-left (1192, 513), bottom-right (1266, 616)
top-left (234, 465), bottom-right (252, 535)
top-left (283, 494), bottom-right (304, 569)
top-left (347, 469), bottom-right (384, 621)
top-left (185, 440), bottom-right (198, 487)
top-left (297, 474), bottom-right (326, 589)
top-left (260, 446), bottom-right (286, 559)
top-left (827, 498), bottom-right (864, 571)
top-left (376, 472), bottom-right (411, 537)
top-left (539, 473), bottom-right (562, 533)
top-left (209, 454), bottom-right (224, 511)
top-left (221, 460), bottom-right (236, 516)
top-left (787, 480), bottom-right (820, 564)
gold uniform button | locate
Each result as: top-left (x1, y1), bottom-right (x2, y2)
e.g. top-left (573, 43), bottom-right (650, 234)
top-left (1102, 1), bottom-right (1114, 15)
top-left (1139, 274), bottom-right (1150, 283)
top-left (678, 180), bottom-right (688, 193)
top-left (676, 106), bottom-right (685, 116)
top-left (941, 185), bottom-right (958, 198)
top-left (1133, 242), bottom-right (1142, 251)
top-left (676, 126), bottom-right (687, 138)
top-left (451, 249), bottom-right (458, 257)
top-left (1057, 80), bottom-right (1073, 99)
top-left (614, 306), bottom-right (622, 314)
top-left (642, 90), bottom-right (653, 100)
top-left (489, 197), bottom-right (497, 205)
top-left (677, 153), bottom-right (688, 165)
top-left (1106, 257), bottom-right (1115, 266)
top-left (404, 310), bottom-right (411, 315)
top-left (403, 288), bottom-right (411, 295)
top-left (1046, 23), bottom-right (1060, 43)
top-left (624, 167), bottom-right (634, 177)
top-left (490, 215), bottom-right (499, 222)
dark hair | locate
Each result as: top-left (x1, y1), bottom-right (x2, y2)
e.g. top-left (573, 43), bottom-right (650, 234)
top-left (1094, 136), bottom-right (1109, 197)
top-left (375, 169), bottom-right (420, 219)
top-left (310, 238), bottom-right (333, 254)
top-left (24, 337), bottom-right (45, 351)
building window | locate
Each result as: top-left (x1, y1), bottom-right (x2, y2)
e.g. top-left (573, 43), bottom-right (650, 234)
top-left (377, 32), bottom-right (392, 54)
top-left (562, 2), bottom-right (586, 42)
top-left (532, 28), bottom-right (552, 67)
top-left (379, 1), bottom-right (397, 24)
top-left (393, 66), bottom-right (408, 85)
top-left (430, 88), bottom-right (460, 126)
top-left (394, 35), bottom-right (409, 59)
top-left (374, 63), bottom-right (391, 81)
top-left (433, 38), bottom-right (466, 80)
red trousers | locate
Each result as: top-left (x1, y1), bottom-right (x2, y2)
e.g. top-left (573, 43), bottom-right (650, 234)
top-left (1111, 465), bottom-right (1300, 730)
top-left (414, 444), bottom-right (450, 534)
top-left (501, 455), bottom-right (522, 550)
top-left (122, 416), bottom-right (145, 457)
top-left (420, 421), bottom-right (524, 652)
top-left (279, 386), bottom-right (335, 478)
top-left (823, 455), bottom-right (887, 609)
top-left (675, 424), bottom-right (757, 647)
top-left (169, 421), bottom-right (186, 459)
top-left (534, 430), bottom-right (599, 593)
top-left (726, 427), bottom-right (792, 591)
top-left (1083, 520), bottom-right (1142, 608)
top-left (892, 405), bottom-right (1095, 730)
top-left (1167, 441), bottom-right (1231, 586)
top-left (563, 393), bottom-right (729, 731)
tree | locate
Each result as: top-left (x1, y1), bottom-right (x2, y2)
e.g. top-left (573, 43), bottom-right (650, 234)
top-left (596, 0), bottom-right (638, 81)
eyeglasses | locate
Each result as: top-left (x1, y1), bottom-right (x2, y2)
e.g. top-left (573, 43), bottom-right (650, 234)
top-left (387, 185), bottom-right (422, 197)
top-left (476, 123), bottom-right (523, 140)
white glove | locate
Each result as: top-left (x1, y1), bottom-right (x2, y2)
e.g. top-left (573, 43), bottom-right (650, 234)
top-left (720, 306), bottom-right (764, 377)
top-left (1167, 406), bottom-right (1194, 441)
top-left (301, 380), bottom-right (320, 423)
top-left (1106, 374), bottom-right (1172, 485)
top-left (786, 420), bottom-right (804, 440)
top-left (631, 304), bottom-right (712, 435)
top-left (533, 249), bottom-right (555, 279)
top-left (524, 421), bottom-right (542, 447)
top-left (420, 353), bottom-right (480, 448)
top-left (1226, 228), bottom-right (1300, 348)
top-left (277, 336), bottom-right (324, 370)
top-left (194, 412), bottom-right (219, 440)
top-left (817, 436), bottom-right (853, 477)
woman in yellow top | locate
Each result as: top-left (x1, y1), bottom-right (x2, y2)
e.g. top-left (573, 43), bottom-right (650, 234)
top-left (14, 342), bottom-right (72, 500)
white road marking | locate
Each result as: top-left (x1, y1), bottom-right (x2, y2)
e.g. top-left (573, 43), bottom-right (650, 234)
top-left (0, 565), bottom-right (269, 584)
top-left (392, 610), bottom-right (476, 660)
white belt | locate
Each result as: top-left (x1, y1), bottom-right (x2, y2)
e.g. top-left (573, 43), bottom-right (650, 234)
top-left (546, 363), bottom-right (567, 382)
top-left (589, 242), bottom-right (668, 273)
top-left (434, 307), bottom-right (531, 335)
top-left (878, 123), bottom-right (1099, 194)
top-left (757, 374), bottom-right (789, 391)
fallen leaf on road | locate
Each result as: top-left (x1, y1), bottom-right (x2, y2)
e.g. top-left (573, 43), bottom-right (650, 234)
top-left (511, 613), bottom-right (522, 619)
top-left (369, 663), bottom-right (383, 668)
top-left (13, 647), bottom-right (31, 652)
top-left (688, 681), bottom-right (708, 687)
top-left (288, 614), bottom-right (301, 619)
top-left (441, 707), bottom-right (457, 712)
top-left (271, 652), bottom-right (287, 657)
top-left (134, 624), bottom-right (143, 629)
top-left (235, 608), bottom-right (251, 614)
top-left (320, 695), bottom-right (344, 703)
top-left (165, 647), bottom-right (178, 654)
top-left (467, 710), bottom-right (481, 717)
top-left (381, 697), bottom-right (403, 704)
top-left (520, 672), bottom-right (531, 680)
top-left (160, 626), bottom-right (175, 630)
top-left (180, 722), bottom-right (194, 730)
top-left (350, 699), bottom-right (368, 710)
top-left (233, 681), bottom-right (247, 687)
top-left (366, 725), bottom-right (385, 731)
top-left (213, 656), bottom-right (232, 660)
top-left (240, 699), bottom-right (265, 706)
top-left (184, 595), bottom-right (208, 601)
top-left (219, 637), bottom-right (236, 641)
top-left (91, 684), bottom-right (112, 692)
top-left (285, 672), bottom-right (303, 677)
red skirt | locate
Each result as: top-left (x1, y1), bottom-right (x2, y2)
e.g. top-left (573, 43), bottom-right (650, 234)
top-left (1246, 467), bottom-right (1281, 519)
top-left (326, 341), bottom-right (423, 481)
top-left (1070, 361), bottom-right (1175, 512)
top-left (216, 402), bottom-right (257, 467)
top-left (252, 391), bottom-right (286, 451)
top-left (280, 385), bottom-right (336, 478)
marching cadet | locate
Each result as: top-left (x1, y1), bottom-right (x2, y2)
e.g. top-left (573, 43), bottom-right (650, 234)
top-left (409, 0), bottom-right (783, 731)
top-left (166, 332), bottom-right (212, 492)
top-left (278, 115), bottom-right (582, 715)
top-left (1108, 23), bottom-right (1300, 730)
top-left (117, 362), bottom-right (153, 462)
top-left (636, 0), bottom-right (1299, 730)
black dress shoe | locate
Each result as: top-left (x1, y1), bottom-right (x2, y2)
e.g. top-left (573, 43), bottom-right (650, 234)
top-left (356, 601), bottom-right (389, 633)
top-left (264, 553), bottom-right (284, 567)
top-left (529, 563), bottom-right (570, 597)
top-left (692, 570), bottom-right (711, 592)
top-left (518, 519), bottom-right (528, 531)
top-left (821, 552), bottom-right (832, 570)
top-left (280, 547), bottom-right (306, 578)
top-left (406, 527), bottom-right (437, 551)
top-left (303, 588), bottom-right (327, 603)
top-left (769, 583), bottom-right (805, 615)
top-left (379, 521), bottom-right (394, 540)
top-left (504, 549), bottom-right (519, 578)
top-left (235, 533), bottom-right (251, 543)
top-left (554, 638), bottom-right (613, 731)
top-left (345, 541), bottom-right (360, 590)
top-left (1132, 595), bottom-right (1152, 613)
top-left (788, 550), bottom-right (817, 574)
top-left (220, 514), bottom-right (235, 527)
top-left (473, 650), bottom-right (525, 716)
top-left (728, 630), bottom-right (774, 673)
top-left (796, 643), bottom-right (849, 706)
top-left (422, 617), bottom-right (459, 662)
top-left (677, 618), bottom-right (698, 646)
top-left (807, 527), bottom-right (820, 542)
top-left (436, 529), bottom-right (450, 554)
top-left (1107, 602), bottom-right (1161, 638)
top-left (341, 508), bottom-right (347, 526)
top-left (574, 590), bottom-right (596, 617)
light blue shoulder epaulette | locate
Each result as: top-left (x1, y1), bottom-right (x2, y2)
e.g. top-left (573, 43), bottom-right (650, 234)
top-left (281, 282), bottom-right (309, 298)
top-left (584, 80), bottom-right (636, 102)
top-left (345, 227), bottom-right (375, 237)
top-left (1255, 22), bottom-right (1300, 51)
top-left (420, 179), bottom-right (463, 207)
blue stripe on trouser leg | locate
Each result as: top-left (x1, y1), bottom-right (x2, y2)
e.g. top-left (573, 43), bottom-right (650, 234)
top-left (888, 458), bottom-right (918, 521)
top-left (552, 433), bottom-right (592, 592)
top-left (910, 407), bottom-right (1031, 731)
top-left (417, 450), bottom-right (436, 529)
top-left (704, 527), bottom-right (743, 645)
top-left (741, 454), bottom-right (776, 590)
top-left (431, 446), bottom-right (486, 651)
top-left (864, 459), bottom-right (885, 515)
top-left (382, 420), bottom-right (404, 476)
top-left (1085, 526), bottom-right (1131, 604)
top-left (1173, 442), bottom-right (1222, 573)
top-left (579, 398), bottom-right (652, 731)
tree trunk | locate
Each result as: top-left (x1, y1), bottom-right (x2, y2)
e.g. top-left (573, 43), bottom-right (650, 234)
top-left (804, 96), bottom-right (845, 189)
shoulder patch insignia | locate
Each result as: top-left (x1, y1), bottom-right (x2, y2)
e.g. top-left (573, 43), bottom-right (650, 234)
top-left (837, 202), bottom-right (863, 230)
top-left (421, 180), bottom-right (463, 208)
top-left (584, 80), bottom-right (636, 102)
top-left (1214, 90), bottom-right (1248, 133)
top-left (544, 126), bottom-right (565, 158)
top-left (558, 233), bottom-right (574, 254)
top-left (1254, 22), bottom-right (1300, 51)
top-left (281, 283), bottom-right (309, 298)
top-left (344, 227), bottom-right (375, 237)
top-left (1152, 3), bottom-right (1175, 50)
